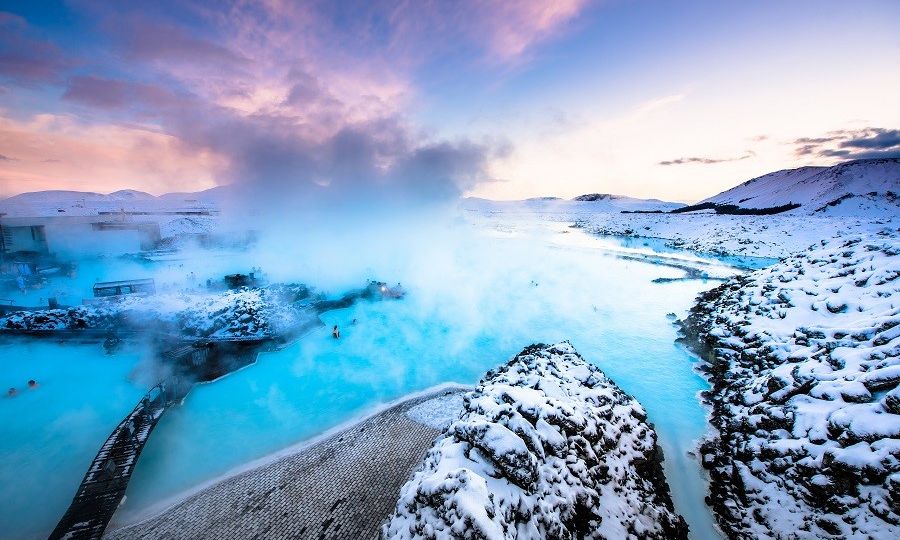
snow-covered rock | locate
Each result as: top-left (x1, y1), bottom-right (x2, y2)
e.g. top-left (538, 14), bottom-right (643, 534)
top-left (383, 342), bottom-right (688, 540)
top-left (680, 231), bottom-right (900, 538)
top-left (0, 284), bottom-right (315, 339)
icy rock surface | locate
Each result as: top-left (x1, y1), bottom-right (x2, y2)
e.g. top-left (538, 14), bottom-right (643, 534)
top-left (383, 342), bottom-right (688, 540)
top-left (0, 285), bottom-right (313, 338)
top-left (680, 231), bottom-right (900, 538)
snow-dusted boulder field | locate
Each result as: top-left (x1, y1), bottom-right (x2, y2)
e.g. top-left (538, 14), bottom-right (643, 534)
top-left (383, 342), bottom-right (688, 540)
top-left (680, 231), bottom-right (900, 538)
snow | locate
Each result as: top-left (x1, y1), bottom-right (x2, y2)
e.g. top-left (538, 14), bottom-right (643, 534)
top-left (383, 342), bottom-right (688, 540)
top-left (575, 212), bottom-right (896, 259)
top-left (681, 232), bottom-right (900, 538)
top-left (405, 393), bottom-right (465, 430)
top-left (699, 158), bottom-right (899, 215)
top-left (0, 188), bottom-right (222, 242)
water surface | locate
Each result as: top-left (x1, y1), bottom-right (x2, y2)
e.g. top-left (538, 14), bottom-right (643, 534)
top-left (2, 222), bottom-right (740, 539)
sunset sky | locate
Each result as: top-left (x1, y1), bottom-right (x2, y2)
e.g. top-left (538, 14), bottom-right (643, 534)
top-left (0, 0), bottom-right (898, 202)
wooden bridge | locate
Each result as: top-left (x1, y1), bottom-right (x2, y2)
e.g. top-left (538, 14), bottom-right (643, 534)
top-left (46, 339), bottom-right (270, 539)
top-left (48, 382), bottom-right (180, 540)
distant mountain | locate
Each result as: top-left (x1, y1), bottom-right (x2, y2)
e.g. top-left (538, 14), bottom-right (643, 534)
top-left (107, 189), bottom-right (157, 200)
top-left (699, 158), bottom-right (900, 216)
top-left (462, 194), bottom-right (684, 213)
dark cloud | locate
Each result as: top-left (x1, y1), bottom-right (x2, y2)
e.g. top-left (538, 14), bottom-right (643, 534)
top-left (839, 128), bottom-right (900, 150)
top-left (170, 106), bottom-right (501, 214)
top-left (118, 19), bottom-right (249, 69)
top-left (0, 12), bottom-right (73, 85)
top-left (658, 151), bottom-right (755, 166)
top-left (54, 74), bottom-right (503, 215)
top-left (62, 75), bottom-right (186, 110)
top-left (792, 127), bottom-right (900, 161)
top-left (794, 136), bottom-right (840, 145)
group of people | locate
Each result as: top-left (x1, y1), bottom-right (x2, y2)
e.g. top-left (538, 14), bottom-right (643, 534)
top-left (6, 379), bottom-right (38, 397)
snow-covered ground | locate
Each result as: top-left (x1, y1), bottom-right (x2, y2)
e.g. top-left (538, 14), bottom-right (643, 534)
top-left (383, 342), bottom-right (688, 540)
top-left (575, 212), bottom-right (896, 259)
top-left (680, 232), bottom-right (900, 538)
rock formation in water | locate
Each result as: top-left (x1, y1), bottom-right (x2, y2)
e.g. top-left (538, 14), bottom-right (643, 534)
top-left (382, 341), bottom-right (688, 539)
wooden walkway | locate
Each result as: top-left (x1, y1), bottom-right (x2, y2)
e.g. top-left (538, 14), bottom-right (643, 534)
top-left (48, 382), bottom-right (178, 540)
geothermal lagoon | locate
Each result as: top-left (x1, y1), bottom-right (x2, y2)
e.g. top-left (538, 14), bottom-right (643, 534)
top-left (1, 220), bottom-right (764, 539)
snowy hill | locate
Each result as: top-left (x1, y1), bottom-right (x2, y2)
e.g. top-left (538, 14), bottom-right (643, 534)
top-left (0, 188), bottom-right (220, 217)
top-left (700, 158), bottom-right (899, 216)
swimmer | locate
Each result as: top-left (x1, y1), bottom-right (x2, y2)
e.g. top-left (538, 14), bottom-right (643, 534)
top-left (7, 387), bottom-right (17, 397)
top-left (332, 325), bottom-right (340, 339)
top-left (27, 380), bottom-right (38, 389)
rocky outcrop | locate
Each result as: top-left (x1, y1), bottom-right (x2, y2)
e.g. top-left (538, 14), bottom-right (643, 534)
top-left (383, 342), bottom-right (688, 539)
top-left (1, 284), bottom-right (315, 338)
top-left (680, 232), bottom-right (900, 539)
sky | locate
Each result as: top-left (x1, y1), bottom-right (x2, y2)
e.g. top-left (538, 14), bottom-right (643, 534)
top-left (0, 0), bottom-right (898, 203)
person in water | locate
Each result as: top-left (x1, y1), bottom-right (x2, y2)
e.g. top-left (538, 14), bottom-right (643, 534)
top-left (7, 387), bottom-right (17, 397)
top-left (27, 380), bottom-right (37, 389)
top-left (332, 325), bottom-right (340, 339)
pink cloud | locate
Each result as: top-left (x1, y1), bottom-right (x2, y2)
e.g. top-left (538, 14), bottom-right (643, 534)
top-left (0, 113), bottom-right (227, 196)
top-left (2, 0), bottom-right (565, 201)
top-left (477, 0), bottom-right (588, 61)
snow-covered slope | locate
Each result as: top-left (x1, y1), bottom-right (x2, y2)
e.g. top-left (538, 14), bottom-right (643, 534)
top-left (383, 342), bottom-right (688, 540)
top-left (700, 158), bottom-right (899, 216)
top-left (680, 231), bottom-right (900, 538)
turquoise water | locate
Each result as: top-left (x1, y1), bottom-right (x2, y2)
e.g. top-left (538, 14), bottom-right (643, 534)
top-left (0, 341), bottom-right (147, 539)
top-left (2, 224), bottom-right (739, 539)
top-left (607, 234), bottom-right (779, 270)
top-left (119, 225), bottom-right (728, 539)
